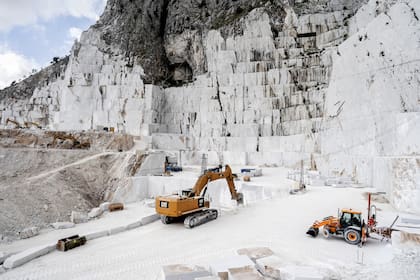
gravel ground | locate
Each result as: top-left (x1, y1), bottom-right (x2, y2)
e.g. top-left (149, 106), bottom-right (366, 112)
top-left (2, 168), bottom-right (417, 280)
top-left (0, 148), bottom-right (137, 241)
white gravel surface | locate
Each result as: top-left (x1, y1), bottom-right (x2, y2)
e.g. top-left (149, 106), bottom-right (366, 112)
top-left (0, 167), bottom-right (417, 280)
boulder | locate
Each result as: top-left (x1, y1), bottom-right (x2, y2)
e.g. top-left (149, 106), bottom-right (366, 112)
top-left (125, 220), bottom-right (142, 230)
top-left (209, 255), bottom-right (254, 280)
top-left (18, 227), bottom-right (39, 239)
top-left (70, 211), bottom-right (89, 224)
top-left (237, 247), bottom-right (274, 262)
top-left (141, 214), bottom-right (159, 225)
top-left (51, 222), bottom-right (75, 230)
top-left (0, 252), bottom-right (11, 265)
top-left (84, 230), bottom-right (108, 241)
top-left (3, 243), bottom-right (56, 269)
top-left (99, 202), bottom-right (111, 212)
top-left (108, 226), bottom-right (126, 236)
top-left (255, 255), bottom-right (284, 279)
top-left (228, 265), bottom-right (264, 280)
top-left (88, 207), bottom-right (104, 219)
top-left (161, 264), bottom-right (212, 280)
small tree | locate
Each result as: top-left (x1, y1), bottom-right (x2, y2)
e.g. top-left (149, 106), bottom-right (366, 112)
top-left (51, 57), bottom-right (60, 64)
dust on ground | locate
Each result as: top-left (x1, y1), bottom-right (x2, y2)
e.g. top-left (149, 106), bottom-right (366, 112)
top-left (0, 129), bottom-right (140, 241)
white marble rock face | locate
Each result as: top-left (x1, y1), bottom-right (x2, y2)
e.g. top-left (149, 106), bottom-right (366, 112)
top-left (0, 0), bottom-right (419, 213)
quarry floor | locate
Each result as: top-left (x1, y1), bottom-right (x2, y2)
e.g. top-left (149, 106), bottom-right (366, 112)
top-left (0, 166), bottom-right (406, 280)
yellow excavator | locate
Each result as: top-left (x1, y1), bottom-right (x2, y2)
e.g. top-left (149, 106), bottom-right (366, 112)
top-left (24, 121), bottom-right (41, 129)
top-left (51, 133), bottom-right (91, 149)
top-left (155, 165), bottom-right (243, 228)
top-left (6, 118), bottom-right (23, 128)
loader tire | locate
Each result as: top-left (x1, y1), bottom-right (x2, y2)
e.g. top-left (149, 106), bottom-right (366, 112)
top-left (322, 227), bottom-right (330, 239)
top-left (344, 228), bottom-right (361, 245)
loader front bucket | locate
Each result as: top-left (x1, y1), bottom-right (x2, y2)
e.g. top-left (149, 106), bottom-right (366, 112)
top-left (306, 227), bottom-right (319, 237)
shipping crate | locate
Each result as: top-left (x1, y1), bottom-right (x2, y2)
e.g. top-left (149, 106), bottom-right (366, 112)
top-left (57, 235), bottom-right (87, 252)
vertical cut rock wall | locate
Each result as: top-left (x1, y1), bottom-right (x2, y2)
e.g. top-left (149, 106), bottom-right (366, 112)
top-left (319, 0), bottom-right (420, 212)
top-left (0, 0), bottom-right (419, 213)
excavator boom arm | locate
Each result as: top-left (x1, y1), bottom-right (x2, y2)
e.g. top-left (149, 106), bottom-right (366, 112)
top-left (6, 118), bottom-right (21, 128)
top-left (191, 165), bottom-right (241, 201)
top-left (156, 164), bottom-right (243, 228)
top-left (24, 121), bottom-right (41, 128)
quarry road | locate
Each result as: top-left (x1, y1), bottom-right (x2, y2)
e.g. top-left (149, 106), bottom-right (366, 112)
top-left (25, 151), bottom-right (122, 181)
top-left (1, 169), bottom-right (398, 280)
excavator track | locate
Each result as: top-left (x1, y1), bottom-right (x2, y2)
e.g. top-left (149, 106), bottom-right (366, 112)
top-left (184, 209), bottom-right (218, 229)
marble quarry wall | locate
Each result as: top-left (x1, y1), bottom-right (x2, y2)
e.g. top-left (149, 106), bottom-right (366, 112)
top-left (152, 7), bottom-right (347, 168)
top-left (0, 35), bottom-right (162, 136)
top-left (0, 0), bottom-right (418, 213)
top-left (319, 0), bottom-right (420, 213)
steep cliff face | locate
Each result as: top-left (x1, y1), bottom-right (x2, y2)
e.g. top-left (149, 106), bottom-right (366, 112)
top-left (92, 0), bottom-right (169, 84)
top-left (0, 0), bottom-right (365, 133)
top-left (0, 57), bottom-right (68, 102)
top-left (45, 0), bottom-right (370, 85)
top-left (76, 0), bottom-right (289, 85)
top-left (0, 0), bottom-right (419, 212)
top-left (153, 0), bottom-right (362, 160)
top-left (0, 57), bottom-right (68, 125)
top-left (320, 0), bottom-right (420, 212)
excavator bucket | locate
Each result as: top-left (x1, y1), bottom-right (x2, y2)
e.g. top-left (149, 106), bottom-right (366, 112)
top-left (306, 227), bottom-right (319, 237)
top-left (236, 192), bottom-right (244, 205)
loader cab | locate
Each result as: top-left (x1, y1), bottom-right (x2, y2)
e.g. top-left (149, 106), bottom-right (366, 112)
top-left (340, 209), bottom-right (362, 228)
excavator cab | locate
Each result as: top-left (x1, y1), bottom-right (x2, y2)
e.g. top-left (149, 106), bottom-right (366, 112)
top-left (181, 188), bottom-right (194, 197)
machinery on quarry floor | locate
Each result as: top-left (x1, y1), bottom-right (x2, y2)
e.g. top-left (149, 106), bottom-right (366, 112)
top-left (51, 133), bottom-right (91, 149)
top-left (164, 156), bottom-right (183, 173)
top-left (4, 119), bottom-right (41, 129)
top-left (156, 165), bottom-right (243, 229)
top-left (290, 160), bottom-right (306, 194)
top-left (6, 118), bottom-right (23, 128)
top-left (24, 121), bottom-right (41, 129)
top-left (306, 193), bottom-right (398, 245)
top-left (306, 209), bottom-right (365, 245)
